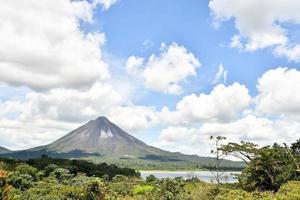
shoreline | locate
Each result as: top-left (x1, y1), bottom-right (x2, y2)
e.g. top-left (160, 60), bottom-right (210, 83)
top-left (139, 170), bottom-right (206, 173)
top-left (139, 170), bottom-right (241, 173)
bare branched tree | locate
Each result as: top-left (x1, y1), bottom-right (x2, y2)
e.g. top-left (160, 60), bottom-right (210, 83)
top-left (209, 135), bottom-right (226, 187)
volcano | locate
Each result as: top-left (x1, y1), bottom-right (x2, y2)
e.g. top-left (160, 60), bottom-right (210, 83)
top-left (43, 116), bottom-right (169, 158)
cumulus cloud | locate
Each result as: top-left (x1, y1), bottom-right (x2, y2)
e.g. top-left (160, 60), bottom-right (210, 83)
top-left (126, 56), bottom-right (144, 76)
top-left (156, 67), bottom-right (300, 156)
top-left (108, 105), bottom-right (158, 132)
top-left (0, 81), bottom-right (121, 149)
top-left (209, 0), bottom-right (300, 61)
top-left (157, 115), bottom-right (300, 156)
top-left (199, 115), bottom-right (280, 142)
top-left (25, 82), bottom-right (123, 123)
top-left (255, 67), bottom-right (300, 119)
top-left (126, 43), bottom-right (201, 95)
top-left (94, 0), bottom-right (119, 10)
top-left (0, 97), bottom-right (81, 149)
top-left (0, 82), bottom-right (158, 149)
top-left (159, 83), bottom-right (251, 124)
top-left (0, 117), bottom-right (78, 150)
top-left (159, 126), bottom-right (199, 142)
top-left (0, 0), bottom-right (112, 90)
top-left (0, 0), bottom-right (159, 150)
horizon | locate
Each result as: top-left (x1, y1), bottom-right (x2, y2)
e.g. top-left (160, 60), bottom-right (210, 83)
top-left (0, 0), bottom-right (300, 157)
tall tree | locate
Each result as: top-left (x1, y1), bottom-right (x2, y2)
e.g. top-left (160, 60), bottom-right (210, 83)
top-left (210, 136), bottom-right (226, 186)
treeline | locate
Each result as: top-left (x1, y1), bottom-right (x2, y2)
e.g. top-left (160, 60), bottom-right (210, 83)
top-left (90, 155), bottom-right (245, 171)
top-left (0, 155), bottom-right (140, 180)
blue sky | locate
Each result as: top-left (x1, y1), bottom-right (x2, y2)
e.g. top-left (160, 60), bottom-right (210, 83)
top-left (93, 0), bottom-right (299, 98)
top-left (0, 0), bottom-right (300, 155)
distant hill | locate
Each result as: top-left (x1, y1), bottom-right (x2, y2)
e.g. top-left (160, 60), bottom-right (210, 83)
top-left (0, 116), bottom-right (244, 170)
top-left (0, 146), bottom-right (11, 154)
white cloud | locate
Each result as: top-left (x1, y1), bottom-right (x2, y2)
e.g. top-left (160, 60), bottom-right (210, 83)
top-left (94, 0), bottom-right (119, 10)
top-left (213, 64), bottom-right (227, 84)
top-left (126, 56), bottom-right (144, 76)
top-left (156, 67), bottom-right (300, 156)
top-left (255, 67), bottom-right (300, 119)
top-left (0, 118), bottom-right (78, 150)
top-left (159, 126), bottom-right (196, 142)
top-left (0, 0), bottom-right (111, 90)
top-left (230, 35), bottom-right (243, 49)
top-left (274, 45), bottom-right (300, 62)
top-left (199, 115), bottom-right (279, 142)
top-left (154, 140), bottom-right (207, 155)
top-left (108, 105), bottom-right (158, 132)
top-left (0, 82), bottom-right (158, 149)
top-left (209, 0), bottom-right (300, 61)
top-left (25, 82), bottom-right (123, 123)
top-left (142, 39), bottom-right (154, 49)
top-left (0, 81), bottom-right (123, 149)
top-left (0, 96), bottom-right (81, 149)
top-left (157, 115), bottom-right (300, 156)
top-left (127, 43), bottom-right (201, 95)
top-left (160, 83), bottom-right (251, 124)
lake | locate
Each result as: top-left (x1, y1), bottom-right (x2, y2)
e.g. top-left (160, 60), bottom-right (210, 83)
top-left (140, 170), bottom-right (240, 183)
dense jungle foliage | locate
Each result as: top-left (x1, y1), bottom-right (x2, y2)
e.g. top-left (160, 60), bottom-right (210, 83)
top-left (0, 138), bottom-right (300, 200)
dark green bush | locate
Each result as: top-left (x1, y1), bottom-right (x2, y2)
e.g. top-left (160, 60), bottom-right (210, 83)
top-left (6, 171), bottom-right (34, 191)
top-left (239, 145), bottom-right (299, 192)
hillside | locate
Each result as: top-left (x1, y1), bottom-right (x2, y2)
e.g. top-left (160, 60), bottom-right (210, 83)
top-left (0, 146), bottom-right (11, 154)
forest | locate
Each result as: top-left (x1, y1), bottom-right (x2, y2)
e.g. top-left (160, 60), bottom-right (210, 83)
top-left (0, 138), bottom-right (300, 200)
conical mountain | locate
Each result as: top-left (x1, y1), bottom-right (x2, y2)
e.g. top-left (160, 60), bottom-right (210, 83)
top-left (45, 116), bottom-right (169, 158)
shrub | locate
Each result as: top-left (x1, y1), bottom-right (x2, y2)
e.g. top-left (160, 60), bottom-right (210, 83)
top-left (44, 164), bottom-right (59, 177)
top-left (149, 178), bottom-right (191, 200)
top-left (6, 171), bottom-right (34, 191)
top-left (185, 182), bottom-right (216, 200)
top-left (49, 168), bottom-right (72, 182)
top-left (146, 174), bottom-right (157, 183)
top-left (132, 185), bottom-right (153, 195)
top-left (215, 189), bottom-right (255, 200)
top-left (275, 181), bottom-right (300, 200)
top-left (15, 164), bottom-right (38, 180)
top-left (239, 145), bottom-right (299, 192)
top-left (84, 179), bottom-right (106, 200)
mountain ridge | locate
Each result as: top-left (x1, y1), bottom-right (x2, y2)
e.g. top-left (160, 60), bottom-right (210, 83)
top-left (0, 146), bottom-right (11, 154)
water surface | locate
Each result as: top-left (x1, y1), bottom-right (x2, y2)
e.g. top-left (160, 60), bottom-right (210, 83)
top-left (140, 170), bottom-right (240, 183)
